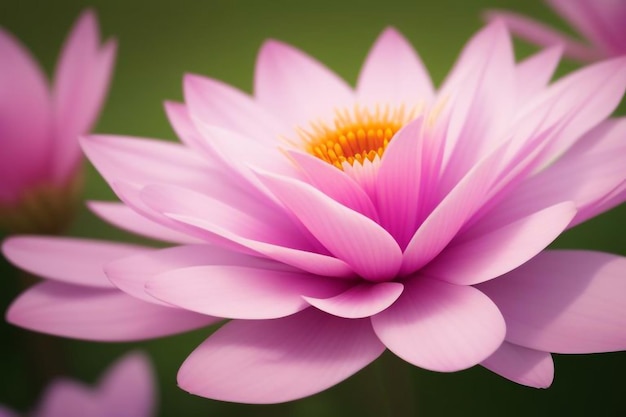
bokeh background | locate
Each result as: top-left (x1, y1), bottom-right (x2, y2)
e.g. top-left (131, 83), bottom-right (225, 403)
top-left (1, 0), bottom-right (625, 415)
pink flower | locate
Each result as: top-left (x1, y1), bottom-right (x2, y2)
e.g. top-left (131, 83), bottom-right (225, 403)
top-left (0, 10), bottom-right (115, 233)
top-left (0, 352), bottom-right (155, 417)
top-left (485, 0), bottom-right (626, 62)
top-left (4, 21), bottom-right (626, 404)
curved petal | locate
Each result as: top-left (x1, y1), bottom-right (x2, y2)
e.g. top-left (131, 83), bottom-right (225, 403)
top-left (183, 74), bottom-right (286, 145)
top-left (163, 100), bottom-right (208, 153)
top-left (516, 46), bottom-right (562, 107)
top-left (484, 10), bottom-right (602, 62)
top-left (80, 134), bottom-right (216, 193)
top-left (0, 27), bottom-right (51, 201)
top-left (481, 341), bottom-right (554, 389)
top-left (0, 406), bottom-right (18, 417)
top-left (147, 266), bottom-right (348, 320)
top-left (190, 121), bottom-right (299, 197)
top-left (109, 181), bottom-right (222, 245)
top-left (304, 282), bottom-right (403, 319)
top-left (372, 277), bottom-right (506, 372)
top-left (288, 150), bottom-right (378, 221)
top-left (511, 57), bottom-right (626, 168)
top-left (2, 236), bottom-right (146, 288)
top-left (401, 143), bottom-right (508, 274)
top-left (88, 201), bottom-right (201, 244)
top-left (164, 212), bottom-right (355, 278)
top-left (478, 250), bottom-right (626, 353)
top-left (424, 202), bottom-right (576, 285)
top-left (376, 117), bottom-right (426, 247)
top-left (439, 20), bottom-right (516, 190)
top-left (258, 172), bottom-right (402, 281)
top-left (35, 380), bottom-right (99, 417)
top-left (96, 352), bottom-right (155, 417)
top-left (357, 27), bottom-right (434, 107)
top-left (52, 10), bottom-right (116, 182)
top-left (106, 244), bottom-right (293, 305)
top-left (6, 282), bottom-right (217, 341)
top-left (140, 183), bottom-right (307, 249)
top-left (548, 0), bottom-right (625, 55)
top-left (254, 39), bottom-right (354, 128)
top-left (470, 119), bottom-right (626, 236)
top-left (177, 308), bottom-right (384, 403)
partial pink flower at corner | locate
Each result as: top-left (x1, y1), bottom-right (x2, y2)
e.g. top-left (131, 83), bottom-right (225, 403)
top-left (0, 10), bottom-right (116, 233)
top-left (0, 352), bottom-right (156, 417)
top-left (485, 0), bottom-right (626, 62)
top-left (4, 21), bottom-right (626, 404)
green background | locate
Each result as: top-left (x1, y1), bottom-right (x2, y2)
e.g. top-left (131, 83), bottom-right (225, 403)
top-left (1, 0), bottom-right (626, 415)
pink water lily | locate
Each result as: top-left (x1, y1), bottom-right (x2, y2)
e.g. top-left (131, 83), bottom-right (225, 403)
top-left (0, 10), bottom-right (115, 233)
top-left (485, 0), bottom-right (626, 62)
top-left (4, 21), bottom-right (626, 403)
top-left (0, 352), bottom-right (155, 417)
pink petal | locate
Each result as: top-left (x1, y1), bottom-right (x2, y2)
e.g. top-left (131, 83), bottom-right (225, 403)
top-left (484, 10), bottom-right (602, 62)
top-left (372, 277), bottom-right (505, 372)
top-left (439, 20), bottom-right (516, 191)
top-left (0, 27), bottom-right (51, 201)
top-left (164, 212), bottom-right (355, 278)
top-left (140, 183), bottom-right (307, 249)
top-left (34, 380), bottom-right (99, 417)
top-left (548, 0), bottom-right (626, 55)
top-left (147, 266), bottom-right (348, 320)
top-left (516, 46), bottom-right (562, 107)
top-left (88, 201), bottom-right (201, 244)
top-left (471, 119), bottom-right (626, 235)
top-left (424, 202), bottom-right (576, 285)
top-left (254, 39), bottom-right (354, 128)
top-left (258, 172), bottom-right (402, 281)
top-left (376, 117), bottom-right (426, 248)
top-left (356, 27), bottom-right (434, 107)
top-left (7, 282), bottom-right (217, 341)
top-left (401, 143), bottom-right (508, 275)
top-left (177, 308), bottom-right (384, 403)
top-left (190, 121), bottom-right (299, 198)
top-left (0, 406), bottom-right (18, 417)
top-left (183, 74), bottom-right (286, 145)
top-left (517, 57), bottom-right (626, 167)
top-left (481, 341), bottom-right (554, 389)
top-left (96, 352), bottom-right (155, 417)
top-left (52, 10), bottom-right (116, 182)
top-left (2, 236), bottom-right (146, 288)
top-left (478, 250), bottom-right (626, 353)
top-left (106, 244), bottom-right (292, 305)
top-left (304, 282), bottom-right (403, 319)
top-left (80, 134), bottom-right (214, 193)
top-left (110, 181), bottom-right (216, 244)
top-left (288, 150), bottom-right (378, 221)
top-left (163, 101), bottom-right (208, 153)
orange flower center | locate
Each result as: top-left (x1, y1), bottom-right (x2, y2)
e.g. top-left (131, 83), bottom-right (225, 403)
top-left (300, 105), bottom-right (419, 170)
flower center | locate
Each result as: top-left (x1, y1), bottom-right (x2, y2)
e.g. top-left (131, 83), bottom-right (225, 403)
top-left (300, 105), bottom-right (418, 170)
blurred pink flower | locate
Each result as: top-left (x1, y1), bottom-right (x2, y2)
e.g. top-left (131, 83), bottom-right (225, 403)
top-left (0, 352), bottom-right (155, 417)
top-left (485, 0), bottom-right (626, 62)
top-left (0, 10), bottom-right (116, 233)
top-left (4, 21), bottom-right (626, 403)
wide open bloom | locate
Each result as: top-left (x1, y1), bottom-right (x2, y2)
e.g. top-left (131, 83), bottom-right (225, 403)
top-left (0, 352), bottom-right (155, 417)
top-left (4, 21), bottom-right (626, 403)
top-left (0, 10), bottom-right (115, 233)
top-left (485, 0), bottom-right (626, 62)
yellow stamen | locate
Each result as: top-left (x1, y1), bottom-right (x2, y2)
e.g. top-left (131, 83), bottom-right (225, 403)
top-left (301, 104), bottom-right (420, 170)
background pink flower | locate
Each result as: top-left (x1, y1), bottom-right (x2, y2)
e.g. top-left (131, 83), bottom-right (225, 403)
top-left (0, 10), bottom-right (115, 233)
top-left (4, 21), bottom-right (626, 404)
top-left (0, 352), bottom-right (155, 417)
top-left (485, 0), bottom-right (626, 62)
